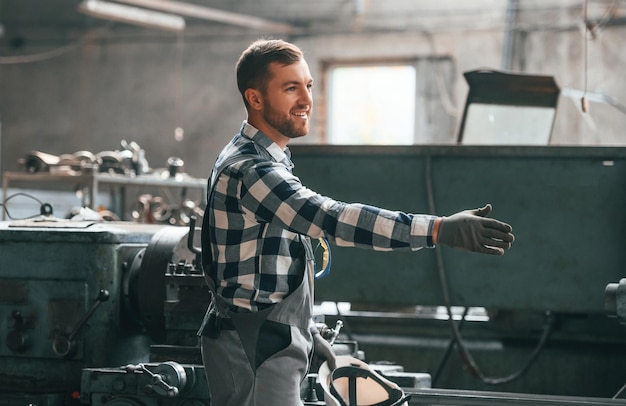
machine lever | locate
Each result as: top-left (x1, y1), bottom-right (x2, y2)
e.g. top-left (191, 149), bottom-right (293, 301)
top-left (52, 289), bottom-right (110, 358)
top-left (6, 311), bottom-right (29, 353)
top-left (187, 216), bottom-right (202, 268)
top-left (126, 363), bottom-right (181, 397)
top-left (316, 320), bottom-right (344, 346)
top-left (329, 320), bottom-right (343, 346)
top-left (187, 215), bottom-right (202, 255)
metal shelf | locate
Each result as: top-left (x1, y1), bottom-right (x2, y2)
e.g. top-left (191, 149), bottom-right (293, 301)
top-left (2, 171), bottom-right (207, 220)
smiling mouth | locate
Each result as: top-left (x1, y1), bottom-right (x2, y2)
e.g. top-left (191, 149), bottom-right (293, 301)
top-left (292, 111), bottom-right (308, 119)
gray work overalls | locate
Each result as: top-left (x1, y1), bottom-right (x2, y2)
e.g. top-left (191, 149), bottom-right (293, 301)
top-left (198, 155), bottom-right (315, 406)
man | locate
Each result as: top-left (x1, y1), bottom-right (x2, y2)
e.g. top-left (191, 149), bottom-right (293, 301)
top-left (198, 39), bottom-right (514, 406)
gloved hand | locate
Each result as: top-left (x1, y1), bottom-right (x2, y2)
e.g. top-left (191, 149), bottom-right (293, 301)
top-left (436, 204), bottom-right (514, 255)
top-left (312, 330), bottom-right (337, 370)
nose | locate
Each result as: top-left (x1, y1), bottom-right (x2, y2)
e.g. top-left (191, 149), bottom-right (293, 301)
top-left (299, 87), bottom-right (313, 106)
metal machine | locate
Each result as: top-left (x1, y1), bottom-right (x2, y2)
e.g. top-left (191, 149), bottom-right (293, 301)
top-left (0, 216), bottom-right (424, 405)
top-left (1, 144), bottom-right (626, 405)
top-left (0, 219), bottom-right (205, 405)
top-left (290, 144), bottom-right (626, 401)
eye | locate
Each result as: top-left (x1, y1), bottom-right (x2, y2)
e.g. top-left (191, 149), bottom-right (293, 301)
top-left (286, 86), bottom-right (296, 92)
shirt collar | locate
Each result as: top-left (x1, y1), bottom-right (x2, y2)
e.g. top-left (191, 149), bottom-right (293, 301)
top-left (240, 120), bottom-right (291, 165)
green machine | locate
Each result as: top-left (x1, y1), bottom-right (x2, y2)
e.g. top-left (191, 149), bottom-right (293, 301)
top-left (290, 144), bottom-right (626, 398)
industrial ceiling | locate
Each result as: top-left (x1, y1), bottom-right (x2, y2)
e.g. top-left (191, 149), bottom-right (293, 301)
top-left (1, 0), bottom-right (625, 49)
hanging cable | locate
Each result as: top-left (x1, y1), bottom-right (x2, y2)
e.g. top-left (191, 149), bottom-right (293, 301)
top-left (580, 0), bottom-right (620, 114)
top-left (0, 192), bottom-right (53, 220)
top-left (421, 30), bottom-right (460, 119)
top-left (0, 25), bottom-right (113, 65)
top-left (432, 306), bottom-right (469, 386)
top-left (581, 0), bottom-right (590, 113)
top-left (424, 155), bottom-right (554, 385)
top-left (173, 31), bottom-right (185, 142)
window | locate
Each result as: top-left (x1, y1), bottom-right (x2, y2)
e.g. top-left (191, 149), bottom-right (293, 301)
top-left (327, 64), bottom-right (416, 145)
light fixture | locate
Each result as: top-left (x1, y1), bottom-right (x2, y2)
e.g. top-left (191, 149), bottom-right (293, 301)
top-left (457, 69), bottom-right (560, 145)
top-left (114, 0), bottom-right (293, 33)
top-left (78, 0), bottom-right (186, 32)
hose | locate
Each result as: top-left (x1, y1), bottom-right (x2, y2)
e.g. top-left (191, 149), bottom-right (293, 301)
top-left (424, 155), bottom-right (554, 385)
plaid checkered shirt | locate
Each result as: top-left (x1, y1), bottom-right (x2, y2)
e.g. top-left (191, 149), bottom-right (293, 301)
top-left (204, 121), bottom-right (437, 312)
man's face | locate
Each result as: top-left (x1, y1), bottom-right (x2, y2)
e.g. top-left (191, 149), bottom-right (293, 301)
top-left (261, 59), bottom-right (314, 140)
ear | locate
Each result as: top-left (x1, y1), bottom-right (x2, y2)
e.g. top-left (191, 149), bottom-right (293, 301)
top-left (244, 88), bottom-right (263, 111)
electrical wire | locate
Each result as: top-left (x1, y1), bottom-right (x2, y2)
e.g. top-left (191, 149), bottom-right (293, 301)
top-left (581, 0), bottom-right (590, 113)
top-left (424, 155), bottom-right (555, 386)
top-left (432, 306), bottom-right (469, 386)
top-left (580, 0), bottom-right (620, 114)
top-left (0, 192), bottom-right (52, 220)
top-left (421, 30), bottom-right (460, 119)
top-left (591, 0), bottom-right (620, 32)
top-left (0, 25), bottom-right (112, 65)
top-left (0, 41), bottom-right (80, 64)
top-left (173, 31), bottom-right (185, 142)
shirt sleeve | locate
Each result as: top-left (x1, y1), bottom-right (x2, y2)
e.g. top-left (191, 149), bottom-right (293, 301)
top-left (238, 160), bottom-right (437, 251)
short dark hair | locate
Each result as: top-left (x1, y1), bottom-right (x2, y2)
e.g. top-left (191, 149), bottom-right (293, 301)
top-left (236, 39), bottom-right (303, 106)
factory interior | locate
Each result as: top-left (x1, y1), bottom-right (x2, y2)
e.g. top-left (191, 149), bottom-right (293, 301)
top-left (1, 0), bottom-right (626, 405)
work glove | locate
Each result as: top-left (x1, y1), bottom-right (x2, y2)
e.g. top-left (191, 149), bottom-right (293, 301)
top-left (312, 330), bottom-right (337, 371)
top-left (437, 204), bottom-right (514, 255)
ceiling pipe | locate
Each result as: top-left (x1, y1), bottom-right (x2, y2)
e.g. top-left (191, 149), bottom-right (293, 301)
top-left (113, 0), bottom-right (294, 33)
top-left (501, 0), bottom-right (519, 71)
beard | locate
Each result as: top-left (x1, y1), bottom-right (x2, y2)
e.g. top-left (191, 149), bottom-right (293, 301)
top-left (263, 100), bottom-right (309, 139)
